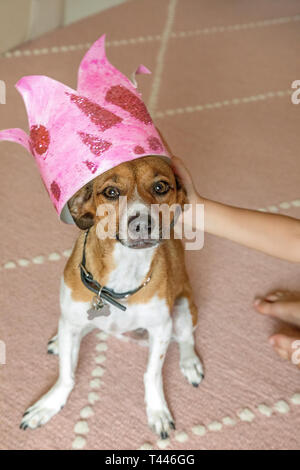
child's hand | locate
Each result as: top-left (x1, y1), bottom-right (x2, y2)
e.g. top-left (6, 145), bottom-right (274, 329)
top-left (171, 157), bottom-right (300, 263)
top-left (171, 156), bottom-right (201, 205)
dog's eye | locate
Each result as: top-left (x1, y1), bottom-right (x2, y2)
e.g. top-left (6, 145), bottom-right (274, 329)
top-left (102, 186), bottom-right (120, 200)
top-left (153, 181), bottom-right (170, 195)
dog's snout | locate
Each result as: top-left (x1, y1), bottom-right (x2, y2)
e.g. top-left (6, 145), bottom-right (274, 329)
top-left (128, 213), bottom-right (154, 237)
top-left (127, 212), bottom-right (140, 228)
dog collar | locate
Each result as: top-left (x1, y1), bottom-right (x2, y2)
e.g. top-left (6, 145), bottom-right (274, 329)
top-left (79, 229), bottom-right (151, 312)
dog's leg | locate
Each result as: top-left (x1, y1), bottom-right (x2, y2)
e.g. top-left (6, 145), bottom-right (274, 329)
top-left (20, 317), bottom-right (82, 430)
top-left (47, 324), bottom-right (95, 357)
top-left (173, 296), bottom-right (204, 387)
top-left (144, 318), bottom-right (174, 439)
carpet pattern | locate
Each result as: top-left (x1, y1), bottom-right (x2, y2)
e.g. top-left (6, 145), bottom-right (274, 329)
top-left (0, 0), bottom-right (300, 450)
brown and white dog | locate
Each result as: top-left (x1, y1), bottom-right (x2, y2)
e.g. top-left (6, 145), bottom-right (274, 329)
top-left (20, 155), bottom-right (204, 438)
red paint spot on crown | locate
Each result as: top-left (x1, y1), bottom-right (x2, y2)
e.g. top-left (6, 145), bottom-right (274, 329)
top-left (148, 136), bottom-right (163, 152)
top-left (106, 85), bottom-right (152, 125)
top-left (30, 125), bottom-right (50, 155)
top-left (69, 93), bottom-right (122, 131)
top-left (78, 132), bottom-right (112, 156)
top-left (83, 160), bottom-right (98, 174)
top-left (134, 145), bottom-right (145, 154)
top-left (50, 181), bottom-right (61, 201)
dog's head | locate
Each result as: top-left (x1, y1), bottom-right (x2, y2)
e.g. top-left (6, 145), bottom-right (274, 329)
top-left (68, 156), bottom-right (187, 249)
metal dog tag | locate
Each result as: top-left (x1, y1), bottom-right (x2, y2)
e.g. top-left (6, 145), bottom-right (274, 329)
top-left (87, 295), bottom-right (111, 320)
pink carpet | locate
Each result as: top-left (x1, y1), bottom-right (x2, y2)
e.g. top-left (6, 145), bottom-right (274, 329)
top-left (0, 0), bottom-right (299, 450)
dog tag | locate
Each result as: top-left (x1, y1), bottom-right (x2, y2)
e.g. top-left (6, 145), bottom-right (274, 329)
top-left (87, 296), bottom-right (111, 320)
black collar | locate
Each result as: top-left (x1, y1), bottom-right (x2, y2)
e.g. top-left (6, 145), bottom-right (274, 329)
top-left (79, 229), bottom-right (151, 311)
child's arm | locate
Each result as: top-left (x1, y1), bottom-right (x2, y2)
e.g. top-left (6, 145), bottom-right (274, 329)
top-left (172, 156), bottom-right (300, 263)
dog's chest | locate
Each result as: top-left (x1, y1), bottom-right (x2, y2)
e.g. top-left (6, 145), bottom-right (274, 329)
top-left (62, 243), bottom-right (170, 334)
top-left (105, 242), bottom-right (154, 292)
top-left (62, 283), bottom-right (169, 334)
top-left (97, 295), bottom-right (169, 334)
top-left (97, 243), bottom-right (167, 332)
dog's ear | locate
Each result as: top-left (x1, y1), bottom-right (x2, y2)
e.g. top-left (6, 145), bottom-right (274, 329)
top-left (68, 181), bottom-right (96, 230)
top-left (155, 126), bottom-right (188, 207)
top-left (155, 127), bottom-right (188, 209)
top-left (175, 173), bottom-right (188, 210)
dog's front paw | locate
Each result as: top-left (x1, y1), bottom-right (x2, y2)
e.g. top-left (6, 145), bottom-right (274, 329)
top-left (180, 355), bottom-right (204, 387)
top-left (47, 334), bottom-right (59, 355)
top-left (20, 386), bottom-right (70, 430)
top-left (147, 408), bottom-right (175, 439)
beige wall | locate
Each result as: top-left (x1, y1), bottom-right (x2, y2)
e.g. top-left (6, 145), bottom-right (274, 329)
top-left (0, 0), bottom-right (130, 54)
top-left (64, 0), bottom-right (129, 26)
top-left (0, 0), bottom-right (32, 53)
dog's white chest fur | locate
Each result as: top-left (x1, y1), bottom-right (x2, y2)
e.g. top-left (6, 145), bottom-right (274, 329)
top-left (60, 243), bottom-right (169, 335)
top-left (106, 242), bottom-right (154, 292)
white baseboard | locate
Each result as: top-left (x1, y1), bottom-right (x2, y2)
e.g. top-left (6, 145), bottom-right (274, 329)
top-left (26, 0), bottom-right (64, 41)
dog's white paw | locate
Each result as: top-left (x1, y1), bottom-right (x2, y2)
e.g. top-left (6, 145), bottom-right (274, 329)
top-left (20, 386), bottom-right (69, 430)
top-left (180, 355), bottom-right (204, 387)
top-left (147, 407), bottom-right (175, 439)
top-left (47, 334), bottom-right (58, 355)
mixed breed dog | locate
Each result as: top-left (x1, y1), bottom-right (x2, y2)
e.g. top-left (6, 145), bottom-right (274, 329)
top-left (0, 34), bottom-right (203, 440)
top-left (20, 155), bottom-right (203, 438)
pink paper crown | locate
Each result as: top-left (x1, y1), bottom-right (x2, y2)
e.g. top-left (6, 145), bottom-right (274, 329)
top-left (0, 34), bottom-right (171, 223)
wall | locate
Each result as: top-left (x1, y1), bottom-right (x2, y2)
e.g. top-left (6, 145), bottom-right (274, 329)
top-left (64, 0), bottom-right (129, 25)
top-left (0, 0), bottom-right (131, 54)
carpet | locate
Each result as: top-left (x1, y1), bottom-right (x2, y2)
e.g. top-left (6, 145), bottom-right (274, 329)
top-left (0, 0), bottom-right (299, 450)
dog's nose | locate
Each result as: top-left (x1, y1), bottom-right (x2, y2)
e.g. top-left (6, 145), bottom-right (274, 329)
top-left (128, 213), bottom-right (153, 237)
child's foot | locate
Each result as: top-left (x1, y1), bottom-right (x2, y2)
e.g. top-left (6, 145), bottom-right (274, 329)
top-left (254, 290), bottom-right (300, 327)
top-left (254, 291), bottom-right (300, 368)
top-left (268, 334), bottom-right (300, 369)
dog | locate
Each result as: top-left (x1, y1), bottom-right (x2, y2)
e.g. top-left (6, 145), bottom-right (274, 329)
top-left (20, 155), bottom-right (204, 438)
